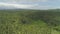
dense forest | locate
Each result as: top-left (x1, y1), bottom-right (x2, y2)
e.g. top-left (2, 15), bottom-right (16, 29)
top-left (0, 9), bottom-right (60, 34)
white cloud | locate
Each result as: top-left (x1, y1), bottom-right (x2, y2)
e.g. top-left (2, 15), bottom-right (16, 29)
top-left (0, 0), bottom-right (49, 9)
top-left (0, 2), bottom-right (57, 10)
top-left (0, 2), bottom-right (59, 10)
top-left (0, 2), bottom-right (35, 9)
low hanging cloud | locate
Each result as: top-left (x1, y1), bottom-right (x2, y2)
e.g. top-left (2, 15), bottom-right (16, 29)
top-left (0, 2), bottom-right (59, 10)
top-left (0, 2), bottom-right (35, 9)
top-left (0, 0), bottom-right (60, 10)
top-left (0, 0), bottom-right (49, 10)
top-left (0, 2), bottom-right (53, 10)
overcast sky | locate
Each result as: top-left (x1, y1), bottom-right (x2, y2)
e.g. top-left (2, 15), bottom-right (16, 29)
top-left (0, 0), bottom-right (60, 10)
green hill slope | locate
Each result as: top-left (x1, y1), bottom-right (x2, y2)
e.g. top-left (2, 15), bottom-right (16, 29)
top-left (0, 10), bottom-right (60, 34)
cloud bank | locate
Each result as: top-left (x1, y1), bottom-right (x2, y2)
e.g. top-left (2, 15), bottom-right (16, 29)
top-left (0, 0), bottom-right (60, 10)
top-left (0, 2), bottom-right (34, 8)
top-left (0, 2), bottom-right (51, 10)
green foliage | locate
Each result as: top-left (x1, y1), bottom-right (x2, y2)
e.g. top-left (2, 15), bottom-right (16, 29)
top-left (0, 9), bottom-right (60, 34)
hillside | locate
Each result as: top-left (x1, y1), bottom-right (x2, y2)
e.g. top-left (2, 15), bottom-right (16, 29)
top-left (0, 9), bottom-right (60, 34)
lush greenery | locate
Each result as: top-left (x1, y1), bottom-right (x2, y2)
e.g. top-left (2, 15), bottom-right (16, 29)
top-left (0, 9), bottom-right (60, 34)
